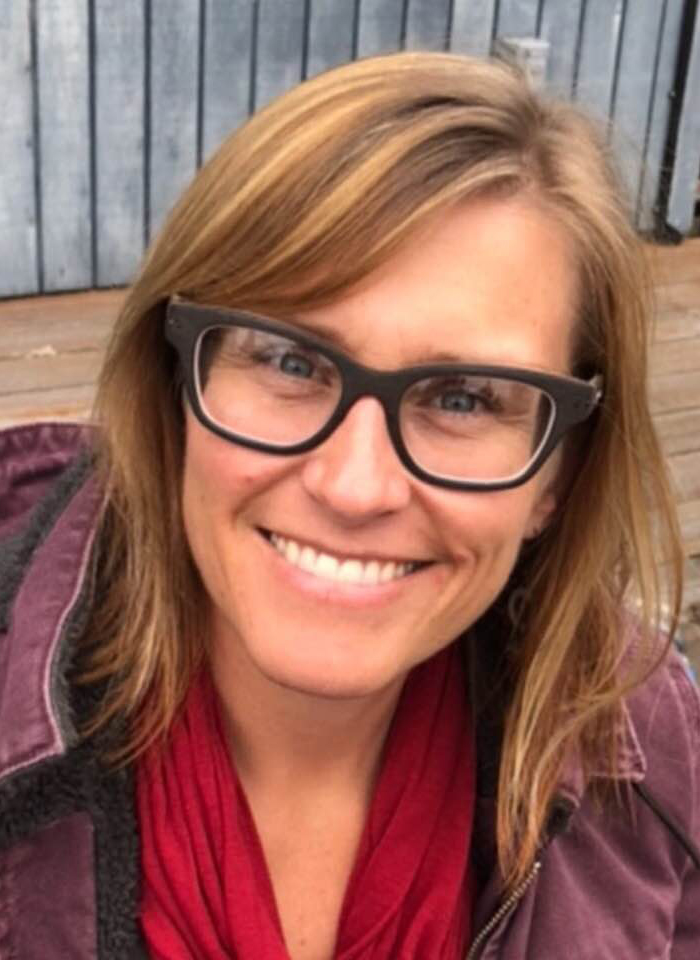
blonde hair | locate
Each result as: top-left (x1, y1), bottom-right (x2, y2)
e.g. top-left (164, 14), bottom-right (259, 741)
top-left (84, 52), bottom-right (683, 889)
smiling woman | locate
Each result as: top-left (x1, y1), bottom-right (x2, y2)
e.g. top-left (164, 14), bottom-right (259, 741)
top-left (1, 53), bottom-right (698, 960)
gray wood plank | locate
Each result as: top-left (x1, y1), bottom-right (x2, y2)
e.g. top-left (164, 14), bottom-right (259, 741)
top-left (94, 2), bottom-right (145, 287)
top-left (148, 0), bottom-right (200, 240)
top-left (253, 0), bottom-right (306, 110)
top-left (0, 383), bottom-right (96, 428)
top-left (667, 2), bottom-right (700, 234)
top-left (0, 0), bottom-right (39, 296)
top-left (356, 0), bottom-right (404, 57)
top-left (574, 0), bottom-right (623, 120)
top-left (36, 0), bottom-right (92, 291)
top-left (449, 0), bottom-right (497, 56)
top-left (637, 0), bottom-right (686, 231)
top-left (405, 0), bottom-right (451, 51)
top-left (538, 0), bottom-right (584, 97)
top-left (202, 0), bottom-right (253, 160)
top-left (306, 0), bottom-right (355, 79)
top-left (495, 0), bottom-right (539, 37)
top-left (610, 0), bottom-right (666, 223)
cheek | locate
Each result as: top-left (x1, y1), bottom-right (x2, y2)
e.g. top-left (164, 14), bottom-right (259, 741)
top-left (182, 414), bottom-right (287, 516)
top-left (435, 487), bottom-right (539, 563)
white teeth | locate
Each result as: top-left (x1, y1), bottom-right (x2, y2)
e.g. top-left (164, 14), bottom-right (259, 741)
top-left (316, 553), bottom-right (339, 578)
top-left (337, 559), bottom-right (363, 583)
top-left (298, 546), bottom-right (317, 574)
top-left (286, 539), bottom-right (300, 564)
top-left (266, 532), bottom-right (418, 585)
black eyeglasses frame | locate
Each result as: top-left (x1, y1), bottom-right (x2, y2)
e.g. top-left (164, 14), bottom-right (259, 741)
top-left (165, 296), bottom-right (603, 492)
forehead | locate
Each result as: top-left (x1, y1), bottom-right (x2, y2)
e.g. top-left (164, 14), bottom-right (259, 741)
top-left (295, 196), bottom-right (578, 373)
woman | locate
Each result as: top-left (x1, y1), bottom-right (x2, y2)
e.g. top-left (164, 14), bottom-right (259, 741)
top-left (1, 52), bottom-right (698, 959)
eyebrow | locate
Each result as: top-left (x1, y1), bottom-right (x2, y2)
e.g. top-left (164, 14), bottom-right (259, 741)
top-left (286, 315), bottom-right (476, 366)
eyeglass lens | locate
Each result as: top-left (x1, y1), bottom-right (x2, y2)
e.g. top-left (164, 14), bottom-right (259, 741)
top-left (195, 323), bottom-right (555, 483)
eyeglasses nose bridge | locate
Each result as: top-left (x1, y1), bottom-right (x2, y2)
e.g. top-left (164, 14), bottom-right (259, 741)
top-left (333, 367), bottom-right (406, 459)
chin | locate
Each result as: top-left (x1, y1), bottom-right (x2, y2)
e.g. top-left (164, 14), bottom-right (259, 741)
top-left (250, 640), bottom-right (404, 701)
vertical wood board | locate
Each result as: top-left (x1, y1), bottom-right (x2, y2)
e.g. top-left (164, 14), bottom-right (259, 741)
top-left (574, 0), bottom-right (623, 121)
top-left (667, 4), bottom-right (700, 234)
top-left (0, 1), bottom-right (39, 296)
top-left (306, 0), bottom-right (355, 78)
top-left (449, 0), bottom-right (497, 56)
top-left (356, 0), bottom-right (404, 57)
top-left (638, 0), bottom-right (685, 231)
top-left (253, 0), bottom-right (306, 110)
top-left (36, 0), bottom-right (92, 291)
top-left (495, 0), bottom-right (539, 37)
top-left (404, 0), bottom-right (451, 51)
top-left (539, 0), bottom-right (584, 97)
top-left (148, 0), bottom-right (200, 240)
top-left (201, 0), bottom-right (254, 160)
top-left (94, 1), bottom-right (145, 286)
top-left (610, 0), bottom-right (666, 223)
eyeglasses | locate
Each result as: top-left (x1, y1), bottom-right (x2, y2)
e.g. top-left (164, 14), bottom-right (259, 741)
top-left (165, 297), bottom-right (603, 492)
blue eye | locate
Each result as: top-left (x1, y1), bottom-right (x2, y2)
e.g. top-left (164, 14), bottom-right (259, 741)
top-left (278, 352), bottom-right (314, 378)
top-left (439, 390), bottom-right (478, 413)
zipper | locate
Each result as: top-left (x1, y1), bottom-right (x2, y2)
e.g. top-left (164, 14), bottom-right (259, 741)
top-left (464, 859), bottom-right (542, 960)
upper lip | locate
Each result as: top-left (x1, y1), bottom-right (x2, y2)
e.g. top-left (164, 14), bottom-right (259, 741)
top-left (259, 527), bottom-right (433, 566)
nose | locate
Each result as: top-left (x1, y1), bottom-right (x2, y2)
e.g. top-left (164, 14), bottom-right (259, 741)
top-left (301, 397), bottom-right (412, 522)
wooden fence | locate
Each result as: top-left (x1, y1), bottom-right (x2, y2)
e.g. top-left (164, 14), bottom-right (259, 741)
top-left (1, 0), bottom-right (699, 299)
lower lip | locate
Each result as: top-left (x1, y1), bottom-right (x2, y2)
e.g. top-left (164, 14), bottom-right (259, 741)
top-left (260, 533), bottom-right (425, 608)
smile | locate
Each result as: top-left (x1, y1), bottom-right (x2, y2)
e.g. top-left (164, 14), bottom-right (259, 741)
top-left (265, 532), bottom-right (424, 585)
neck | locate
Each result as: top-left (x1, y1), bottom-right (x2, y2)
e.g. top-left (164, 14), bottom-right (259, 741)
top-left (208, 627), bottom-right (405, 800)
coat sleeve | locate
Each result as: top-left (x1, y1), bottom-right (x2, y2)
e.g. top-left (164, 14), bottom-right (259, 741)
top-left (670, 659), bottom-right (700, 959)
top-left (672, 864), bottom-right (700, 959)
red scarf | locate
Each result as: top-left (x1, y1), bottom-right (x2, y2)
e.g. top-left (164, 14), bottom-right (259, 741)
top-left (137, 643), bottom-right (475, 958)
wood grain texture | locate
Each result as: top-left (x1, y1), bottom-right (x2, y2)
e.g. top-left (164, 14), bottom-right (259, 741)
top-left (669, 450), bottom-right (700, 504)
top-left (36, 0), bottom-right (92, 291)
top-left (0, 291), bottom-right (121, 357)
top-left (0, 350), bottom-right (103, 398)
top-left (649, 371), bottom-right (700, 415)
top-left (449, 0), bottom-right (496, 56)
top-left (650, 336), bottom-right (700, 376)
top-left (574, 0), bottom-right (622, 120)
top-left (253, 0), bottom-right (305, 109)
top-left (637, 0), bottom-right (686, 231)
top-left (610, 0), bottom-right (666, 224)
top-left (651, 241), bottom-right (700, 285)
top-left (148, 0), bottom-right (200, 239)
top-left (495, 0), bottom-right (539, 37)
top-left (0, 0), bottom-right (39, 296)
top-left (678, 499), bottom-right (700, 556)
top-left (404, 0), bottom-right (451, 51)
top-left (201, 0), bottom-right (253, 159)
top-left (0, 383), bottom-right (96, 427)
top-left (539, 0), bottom-right (583, 97)
top-left (356, 0), bottom-right (404, 57)
top-left (667, 1), bottom-right (700, 233)
top-left (306, 0), bottom-right (355, 78)
top-left (94, 1), bottom-right (145, 285)
top-left (654, 409), bottom-right (700, 457)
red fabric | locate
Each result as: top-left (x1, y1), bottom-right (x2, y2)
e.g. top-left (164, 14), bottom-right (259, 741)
top-left (137, 642), bottom-right (475, 959)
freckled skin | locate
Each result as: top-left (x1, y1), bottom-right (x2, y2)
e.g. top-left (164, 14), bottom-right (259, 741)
top-left (182, 196), bottom-right (576, 700)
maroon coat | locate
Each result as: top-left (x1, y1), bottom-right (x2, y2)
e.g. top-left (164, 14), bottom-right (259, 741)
top-left (1, 422), bottom-right (699, 959)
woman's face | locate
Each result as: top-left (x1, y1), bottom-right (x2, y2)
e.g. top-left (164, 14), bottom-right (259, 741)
top-left (182, 197), bottom-right (577, 698)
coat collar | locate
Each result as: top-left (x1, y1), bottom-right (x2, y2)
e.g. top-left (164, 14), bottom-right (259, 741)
top-left (0, 423), bottom-right (101, 786)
